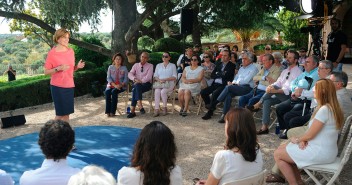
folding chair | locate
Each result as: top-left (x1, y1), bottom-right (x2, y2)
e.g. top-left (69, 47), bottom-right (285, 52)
top-left (103, 84), bottom-right (130, 116)
top-left (268, 104), bottom-right (278, 129)
top-left (222, 169), bottom-right (266, 185)
top-left (194, 94), bottom-right (203, 115)
top-left (303, 116), bottom-right (352, 185)
top-left (143, 89), bottom-right (153, 113)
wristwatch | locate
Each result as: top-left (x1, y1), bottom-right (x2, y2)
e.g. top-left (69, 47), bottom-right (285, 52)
top-left (54, 68), bottom-right (58, 72)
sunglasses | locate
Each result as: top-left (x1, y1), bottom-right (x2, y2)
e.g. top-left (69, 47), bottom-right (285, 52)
top-left (141, 66), bottom-right (144, 72)
top-left (162, 55), bottom-right (169, 58)
top-left (203, 56), bottom-right (209, 58)
top-left (286, 72), bottom-right (290, 80)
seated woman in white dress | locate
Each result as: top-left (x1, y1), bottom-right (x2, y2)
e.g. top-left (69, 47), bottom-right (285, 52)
top-left (274, 79), bottom-right (344, 185)
top-left (178, 54), bottom-right (204, 116)
top-left (153, 52), bottom-right (177, 117)
top-left (196, 108), bottom-right (263, 185)
top-left (117, 121), bottom-right (182, 185)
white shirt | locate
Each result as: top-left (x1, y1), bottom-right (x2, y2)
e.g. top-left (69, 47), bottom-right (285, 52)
top-left (20, 159), bottom-right (80, 185)
top-left (0, 169), bottom-right (14, 185)
top-left (117, 165), bottom-right (182, 185)
top-left (154, 63), bottom-right (177, 80)
top-left (210, 150), bottom-right (263, 185)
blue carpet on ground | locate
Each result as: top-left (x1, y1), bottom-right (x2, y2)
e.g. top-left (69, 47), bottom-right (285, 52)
top-left (0, 126), bottom-right (140, 185)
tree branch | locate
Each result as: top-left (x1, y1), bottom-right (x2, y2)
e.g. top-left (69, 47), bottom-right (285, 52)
top-left (145, 0), bottom-right (197, 33)
top-left (124, 0), bottom-right (164, 43)
top-left (0, 10), bottom-right (112, 57)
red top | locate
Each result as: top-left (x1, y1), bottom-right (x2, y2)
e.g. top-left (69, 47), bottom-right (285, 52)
top-left (44, 47), bottom-right (75, 88)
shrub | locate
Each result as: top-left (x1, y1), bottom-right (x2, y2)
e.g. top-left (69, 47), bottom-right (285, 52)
top-left (153, 38), bottom-right (183, 53)
top-left (71, 36), bottom-right (109, 67)
top-left (0, 68), bottom-right (106, 111)
top-left (253, 44), bottom-right (292, 51)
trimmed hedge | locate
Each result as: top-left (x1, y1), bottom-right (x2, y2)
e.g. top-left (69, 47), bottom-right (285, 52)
top-left (0, 68), bottom-right (106, 112)
top-left (253, 44), bottom-right (292, 51)
top-left (153, 38), bottom-right (183, 53)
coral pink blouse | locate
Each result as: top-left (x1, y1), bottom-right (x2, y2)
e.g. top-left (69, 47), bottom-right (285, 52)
top-left (44, 47), bottom-right (75, 88)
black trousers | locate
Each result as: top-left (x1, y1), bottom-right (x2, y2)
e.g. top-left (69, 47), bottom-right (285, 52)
top-left (200, 83), bottom-right (225, 110)
top-left (276, 98), bottom-right (311, 130)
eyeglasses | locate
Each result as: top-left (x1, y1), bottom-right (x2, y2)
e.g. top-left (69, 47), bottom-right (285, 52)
top-left (265, 48), bottom-right (271, 50)
top-left (203, 56), bottom-right (209, 58)
top-left (191, 58), bottom-right (198, 61)
top-left (318, 67), bottom-right (328, 70)
top-left (162, 55), bottom-right (169, 58)
top-left (286, 72), bottom-right (290, 80)
top-left (141, 66), bottom-right (144, 72)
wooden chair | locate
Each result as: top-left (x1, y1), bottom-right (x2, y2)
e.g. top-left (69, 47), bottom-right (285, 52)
top-left (222, 169), bottom-right (266, 185)
top-left (116, 85), bottom-right (130, 115)
top-left (303, 115), bottom-right (352, 185)
top-left (103, 83), bottom-right (130, 116)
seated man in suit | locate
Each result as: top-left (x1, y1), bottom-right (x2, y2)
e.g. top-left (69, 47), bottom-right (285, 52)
top-left (200, 49), bottom-right (236, 121)
top-left (202, 51), bottom-right (258, 123)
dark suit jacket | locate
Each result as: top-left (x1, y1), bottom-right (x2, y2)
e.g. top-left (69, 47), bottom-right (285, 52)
top-left (210, 61), bottom-right (236, 85)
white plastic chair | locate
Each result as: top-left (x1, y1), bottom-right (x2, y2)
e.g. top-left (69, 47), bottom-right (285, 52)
top-left (222, 169), bottom-right (266, 185)
top-left (303, 115), bottom-right (352, 185)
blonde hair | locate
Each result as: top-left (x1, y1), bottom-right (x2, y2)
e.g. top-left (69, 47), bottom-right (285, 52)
top-left (53, 28), bottom-right (70, 44)
top-left (203, 51), bottom-right (213, 60)
top-left (67, 165), bottom-right (116, 185)
top-left (312, 79), bottom-right (344, 129)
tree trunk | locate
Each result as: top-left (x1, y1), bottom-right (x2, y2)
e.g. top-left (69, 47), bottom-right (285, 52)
top-left (242, 37), bottom-right (251, 50)
top-left (192, 5), bottom-right (201, 46)
top-left (112, 0), bottom-right (137, 54)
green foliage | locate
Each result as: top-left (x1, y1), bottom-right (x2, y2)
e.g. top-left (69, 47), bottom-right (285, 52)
top-left (153, 38), bottom-right (182, 53)
top-left (138, 36), bottom-right (155, 50)
top-left (0, 68), bottom-right (106, 111)
top-left (202, 0), bottom-right (281, 30)
top-left (215, 29), bottom-right (237, 43)
top-left (253, 44), bottom-right (291, 51)
top-left (276, 8), bottom-right (309, 48)
top-left (72, 35), bottom-right (109, 67)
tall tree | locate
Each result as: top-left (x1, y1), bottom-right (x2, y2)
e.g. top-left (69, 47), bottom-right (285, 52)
top-left (276, 8), bottom-right (308, 48)
top-left (198, 0), bottom-right (282, 49)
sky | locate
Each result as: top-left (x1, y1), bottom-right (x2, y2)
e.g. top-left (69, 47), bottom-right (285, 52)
top-left (0, 10), bottom-right (113, 34)
top-left (0, 7), bottom-right (180, 34)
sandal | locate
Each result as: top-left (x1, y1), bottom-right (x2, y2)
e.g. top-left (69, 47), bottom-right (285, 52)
top-left (265, 173), bottom-right (285, 183)
top-left (193, 178), bottom-right (200, 185)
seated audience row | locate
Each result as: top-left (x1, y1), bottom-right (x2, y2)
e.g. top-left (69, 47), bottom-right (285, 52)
top-left (14, 107), bottom-right (263, 185)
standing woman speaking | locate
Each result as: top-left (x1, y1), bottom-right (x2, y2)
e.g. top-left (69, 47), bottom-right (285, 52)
top-left (44, 28), bottom-right (85, 122)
